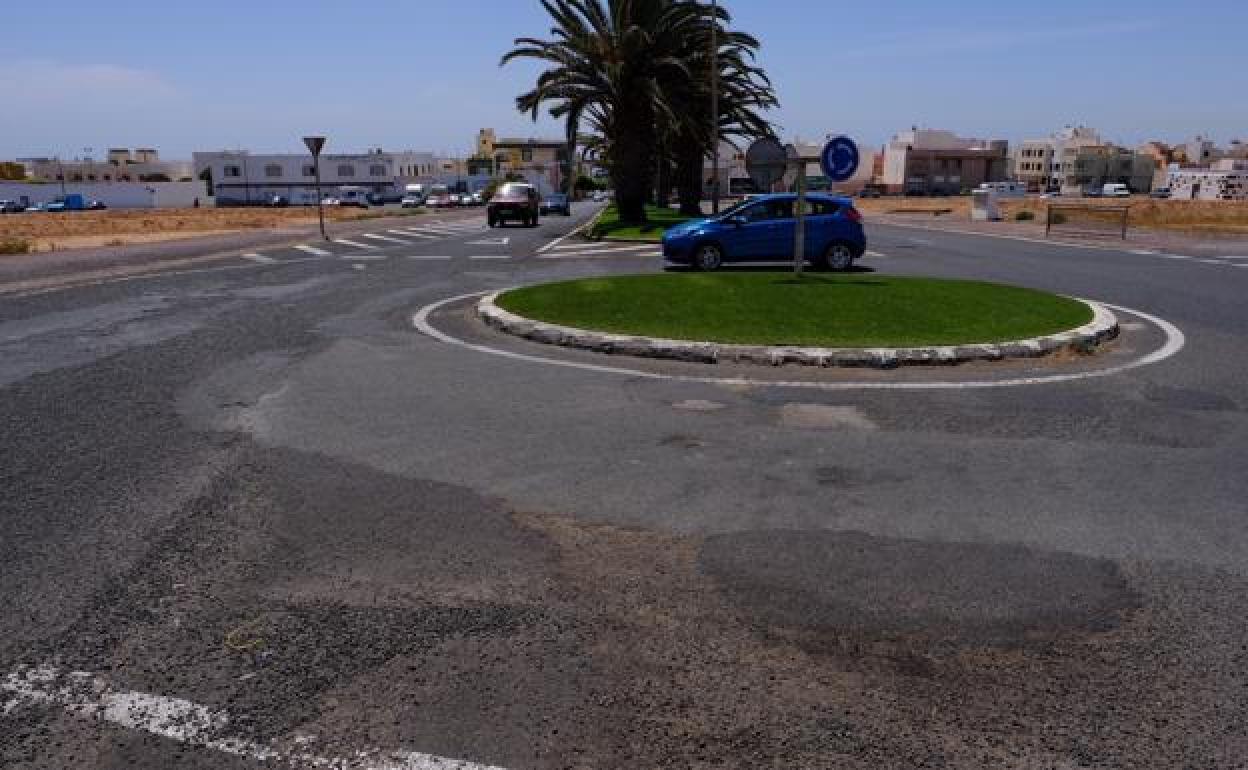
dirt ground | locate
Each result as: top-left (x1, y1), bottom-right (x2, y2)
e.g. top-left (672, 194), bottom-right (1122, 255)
top-left (0, 207), bottom-right (405, 252)
top-left (853, 196), bottom-right (1248, 235)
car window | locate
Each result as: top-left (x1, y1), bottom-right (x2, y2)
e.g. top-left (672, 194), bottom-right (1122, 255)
top-left (802, 199), bottom-right (840, 216)
top-left (739, 203), bottom-right (773, 223)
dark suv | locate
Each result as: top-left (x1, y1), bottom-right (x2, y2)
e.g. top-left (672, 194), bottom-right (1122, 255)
top-left (487, 183), bottom-right (540, 227)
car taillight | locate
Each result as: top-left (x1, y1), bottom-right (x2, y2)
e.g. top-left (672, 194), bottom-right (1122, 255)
top-left (845, 207), bottom-right (863, 223)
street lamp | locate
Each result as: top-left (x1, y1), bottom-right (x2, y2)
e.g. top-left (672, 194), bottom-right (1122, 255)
top-left (709, 0), bottom-right (720, 214)
top-left (303, 136), bottom-right (327, 241)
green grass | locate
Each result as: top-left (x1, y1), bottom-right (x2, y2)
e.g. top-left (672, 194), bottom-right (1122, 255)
top-left (589, 204), bottom-right (694, 242)
top-left (497, 273), bottom-right (1093, 347)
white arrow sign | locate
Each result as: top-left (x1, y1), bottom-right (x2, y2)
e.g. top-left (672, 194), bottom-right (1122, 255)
top-left (468, 236), bottom-right (510, 246)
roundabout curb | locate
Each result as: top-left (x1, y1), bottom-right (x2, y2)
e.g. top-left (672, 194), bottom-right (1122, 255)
top-left (476, 291), bottom-right (1120, 369)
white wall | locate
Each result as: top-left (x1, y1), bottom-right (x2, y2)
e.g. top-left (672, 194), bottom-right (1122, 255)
top-left (0, 181), bottom-right (203, 209)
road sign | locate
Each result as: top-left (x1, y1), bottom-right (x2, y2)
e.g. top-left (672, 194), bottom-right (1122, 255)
top-left (302, 136), bottom-right (326, 157)
top-left (820, 136), bottom-right (860, 183)
top-left (745, 137), bottom-right (787, 191)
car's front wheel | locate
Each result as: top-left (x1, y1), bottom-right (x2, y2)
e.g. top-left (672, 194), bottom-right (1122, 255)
top-left (693, 243), bottom-right (724, 271)
top-left (817, 241), bottom-right (856, 271)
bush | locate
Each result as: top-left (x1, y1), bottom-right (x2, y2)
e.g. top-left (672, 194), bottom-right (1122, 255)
top-left (1015, 210), bottom-right (1036, 221)
top-left (0, 236), bottom-right (32, 254)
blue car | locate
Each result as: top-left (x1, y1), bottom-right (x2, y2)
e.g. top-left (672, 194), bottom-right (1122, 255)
top-left (661, 193), bottom-right (866, 271)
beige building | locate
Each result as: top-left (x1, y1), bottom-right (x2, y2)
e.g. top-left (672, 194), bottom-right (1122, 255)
top-left (474, 129), bottom-right (569, 192)
top-left (19, 148), bottom-right (192, 183)
top-left (883, 129), bottom-right (1009, 195)
top-left (1011, 126), bottom-right (1103, 192)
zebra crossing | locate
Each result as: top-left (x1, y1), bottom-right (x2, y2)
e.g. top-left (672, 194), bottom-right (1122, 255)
top-left (239, 219), bottom-right (497, 265)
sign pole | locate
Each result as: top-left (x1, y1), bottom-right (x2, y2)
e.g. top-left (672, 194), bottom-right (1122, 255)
top-left (793, 169), bottom-right (806, 276)
top-left (303, 136), bottom-right (328, 241)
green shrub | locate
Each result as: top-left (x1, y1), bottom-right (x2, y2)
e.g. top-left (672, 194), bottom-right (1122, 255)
top-left (1015, 210), bottom-right (1036, 221)
top-left (0, 236), bottom-right (32, 254)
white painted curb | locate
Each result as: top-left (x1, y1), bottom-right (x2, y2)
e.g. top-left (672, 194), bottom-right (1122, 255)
top-left (476, 292), bottom-right (1119, 369)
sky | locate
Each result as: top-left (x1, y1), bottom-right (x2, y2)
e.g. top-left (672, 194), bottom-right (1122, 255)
top-left (2, 0), bottom-right (1246, 160)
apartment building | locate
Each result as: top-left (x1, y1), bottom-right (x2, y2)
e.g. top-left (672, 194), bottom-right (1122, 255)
top-left (19, 148), bottom-right (192, 184)
top-left (192, 149), bottom-right (447, 205)
top-left (1063, 146), bottom-right (1156, 194)
top-left (1011, 126), bottom-right (1103, 192)
top-left (1167, 158), bottom-right (1248, 201)
top-left (475, 129), bottom-right (568, 192)
top-left (882, 129), bottom-right (1009, 195)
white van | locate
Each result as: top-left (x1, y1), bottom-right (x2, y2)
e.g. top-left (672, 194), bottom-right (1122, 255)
top-left (337, 186), bottom-right (371, 208)
top-left (976, 181), bottom-right (1027, 198)
top-left (401, 184), bottom-right (426, 208)
top-left (1102, 183), bottom-right (1131, 198)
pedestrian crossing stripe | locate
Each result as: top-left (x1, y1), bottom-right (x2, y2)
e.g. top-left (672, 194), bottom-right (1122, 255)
top-left (333, 238), bottom-right (378, 250)
top-left (359, 233), bottom-right (415, 244)
top-left (294, 244), bottom-right (332, 256)
top-left (389, 229), bottom-right (439, 239)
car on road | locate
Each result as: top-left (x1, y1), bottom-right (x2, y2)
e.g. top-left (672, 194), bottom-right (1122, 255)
top-left (1102, 183), bottom-right (1131, 198)
top-left (448, 194), bottom-right (462, 207)
top-left (661, 192), bottom-right (866, 271)
top-left (540, 193), bottom-right (571, 216)
top-left (86, 199), bottom-right (107, 210)
top-left (488, 182), bottom-right (540, 227)
top-left (1150, 187), bottom-right (1172, 199)
top-left (0, 200), bottom-right (25, 213)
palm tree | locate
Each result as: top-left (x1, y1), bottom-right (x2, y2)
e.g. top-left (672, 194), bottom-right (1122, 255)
top-left (502, 0), bottom-right (705, 224)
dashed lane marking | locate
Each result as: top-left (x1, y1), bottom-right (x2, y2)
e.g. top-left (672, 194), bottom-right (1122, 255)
top-left (3, 665), bottom-right (508, 770)
top-left (294, 244), bottom-right (333, 257)
top-left (333, 238), bottom-right (379, 250)
top-left (390, 229), bottom-right (440, 239)
top-left (241, 253), bottom-right (276, 264)
top-left (360, 233), bottom-right (416, 245)
top-left (468, 255), bottom-right (511, 260)
top-left (405, 255), bottom-right (454, 260)
top-left (864, 250), bottom-right (886, 258)
top-left (341, 253), bottom-right (389, 261)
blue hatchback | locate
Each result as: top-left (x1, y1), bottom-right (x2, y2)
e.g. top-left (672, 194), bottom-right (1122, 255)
top-left (661, 193), bottom-right (866, 271)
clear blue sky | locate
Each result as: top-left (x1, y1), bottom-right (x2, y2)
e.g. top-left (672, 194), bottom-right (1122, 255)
top-left (2, 0), bottom-right (1245, 160)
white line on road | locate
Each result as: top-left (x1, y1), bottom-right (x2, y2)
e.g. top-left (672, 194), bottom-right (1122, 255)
top-left (391, 229), bottom-right (440, 239)
top-left (341, 254), bottom-right (389, 261)
top-left (405, 255), bottom-right (454, 260)
top-left (360, 233), bottom-right (415, 245)
top-left (241, 253), bottom-right (276, 263)
top-left (2, 665), bottom-right (508, 770)
top-left (1197, 258), bottom-right (1228, 265)
top-left (864, 250), bottom-right (886, 258)
top-left (1154, 254), bottom-right (1192, 260)
top-left (294, 244), bottom-right (333, 256)
top-left (412, 292), bottom-right (1185, 391)
top-left (334, 238), bottom-right (379, 250)
top-left (468, 255), bottom-right (511, 260)
top-left (536, 209), bottom-right (605, 254)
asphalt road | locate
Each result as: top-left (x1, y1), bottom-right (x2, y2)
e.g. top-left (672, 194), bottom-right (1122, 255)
top-left (2, 204), bottom-right (1247, 768)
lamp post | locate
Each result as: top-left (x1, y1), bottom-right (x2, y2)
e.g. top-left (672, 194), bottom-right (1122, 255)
top-left (303, 136), bottom-right (327, 241)
top-left (709, 0), bottom-right (720, 214)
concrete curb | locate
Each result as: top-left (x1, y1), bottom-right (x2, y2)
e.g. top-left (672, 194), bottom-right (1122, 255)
top-left (476, 292), bottom-right (1119, 369)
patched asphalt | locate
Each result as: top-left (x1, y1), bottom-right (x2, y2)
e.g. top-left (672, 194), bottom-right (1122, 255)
top-left (3, 207), bottom-right (1248, 767)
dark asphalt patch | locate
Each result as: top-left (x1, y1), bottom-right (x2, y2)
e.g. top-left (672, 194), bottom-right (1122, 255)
top-left (699, 530), bottom-right (1139, 648)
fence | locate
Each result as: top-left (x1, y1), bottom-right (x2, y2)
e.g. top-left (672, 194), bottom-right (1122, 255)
top-left (1045, 204), bottom-right (1130, 240)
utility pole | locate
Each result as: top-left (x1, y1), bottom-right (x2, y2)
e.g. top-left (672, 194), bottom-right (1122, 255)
top-left (709, 0), bottom-right (719, 214)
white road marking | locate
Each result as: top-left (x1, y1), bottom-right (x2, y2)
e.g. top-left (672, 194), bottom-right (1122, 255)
top-left (294, 244), bottom-right (333, 257)
top-left (468, 237), bottom-right (511, 246)
top-left (1198, 258), bottom-right (1228, 265)
top-left (360, 233), bottom-right (414, 245)
top-left (351, 264), bottom-right (367, 271)
top-left (1217, 255), bottom-right (1248, 260)
top-left (538, 250), bottom-right (659, 260)
top-left (468, 255), bottom-right (511, 260)
top-left (3, 665), bottom-right (508, 770)
top-left (1129, 249), bottom-right (1157, 255)
top-left (412, 292), bottom-right (1185, 391)
top-left (864, 250), bottom-right (886, 258)
top-left (1154, 254), bottom-right (1191, 260)
top-left (333, 238), bottom-right (379, 250)
top-left (390, 229), bottom-right (439, 239)
top-left (405, 255), bottom-right (454, 260)
top-left (241, 253), bottom-right (276, 264)
top-left (341, 254), bottom-right (389, 261)
top-left (5, 257), bottom-right (325, 299)
top-left (536, 208), bottom-right (606, 254)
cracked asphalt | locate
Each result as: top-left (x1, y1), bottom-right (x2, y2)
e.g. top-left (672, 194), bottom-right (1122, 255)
top-left (2, 205), bottom-right (1247, 767)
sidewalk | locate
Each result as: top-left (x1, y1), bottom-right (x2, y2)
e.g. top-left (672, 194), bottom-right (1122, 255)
top-left (868, 212), bottom-right (1248, 257)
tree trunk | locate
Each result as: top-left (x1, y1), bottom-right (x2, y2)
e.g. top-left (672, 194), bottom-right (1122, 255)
top-left (676, 139), bottom-right (705, 217)
top-left (610, 100), bottom-right (655, 224)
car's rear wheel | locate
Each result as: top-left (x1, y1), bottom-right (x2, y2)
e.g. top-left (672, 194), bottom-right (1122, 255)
top-left (818, 241), bottom-right (856, 271)
top-left (693, 243), bottom-right (724, 271)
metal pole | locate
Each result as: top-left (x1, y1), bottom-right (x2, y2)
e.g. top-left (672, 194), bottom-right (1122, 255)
top-left (709, 0), bottom-right (719, 214)
top-left (57, 157), bottom-right (67, 196)
top-left (314, 155), bottom-right (326, 241)
top-left (794, 170), bottom-right (807, 276)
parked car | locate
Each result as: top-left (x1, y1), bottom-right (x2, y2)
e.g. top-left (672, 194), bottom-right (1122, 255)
top-left (1102, 183), bottom-right (1131, 198)
top-left (448, 194), bottom-right (462, 207)
top-left (540, 193), bottom-right (571, 216)
top-left (487, 182), bottom-right (540, 227)
top-left (336, 186), bottom-right (370, 208)
top-left (1150, 187), bottom-right (1172, 199)
top-left (470, 192), bottom-right (484, 206)
top-left (86, 199), bottom-right (107, 210)
top-left (44, 194), bottom-right (88, 212)
top-left (321, 196), bottom-right (341, 206)
top-left (0, 200), bottom-right (25, 213)
top-left (856, 188), bottom-right (882, 199)
top-left (661, 193), bottom-right (867, 272)
top-left (267, 195), bottom-right (288, 207)
top-left (23, 203), bottom-right (45, 213)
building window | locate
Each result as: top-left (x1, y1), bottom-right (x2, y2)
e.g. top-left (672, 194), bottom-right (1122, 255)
top-left (224, 165), bottom-right (241, 178)
top-left (521, 148), bottom-right (533, 162)
top-left (337, 164), bottom-right (355, 177)
top-left (369, 164), bottom-right (386, 177)
top-left (302, 165), bottom-right (316, 177)
top-left (265, 164), bottom-right (282, 178)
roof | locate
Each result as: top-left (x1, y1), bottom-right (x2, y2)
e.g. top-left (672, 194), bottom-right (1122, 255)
top-left (494, 138), bottom-right (565, 149)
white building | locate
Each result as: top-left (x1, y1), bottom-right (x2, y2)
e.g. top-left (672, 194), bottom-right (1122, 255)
top-left (192, 149), bottom-right (462, 205)
top-left (1167, 159), bottom-right (1248, 201)
top-left (19, 148), bottom-right (192, 184)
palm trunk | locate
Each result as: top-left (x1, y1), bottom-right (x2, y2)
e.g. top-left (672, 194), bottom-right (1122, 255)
top-left (676, 139), bottom-right (705, 217)
top-left (611, 101), bottom-right (655, 224)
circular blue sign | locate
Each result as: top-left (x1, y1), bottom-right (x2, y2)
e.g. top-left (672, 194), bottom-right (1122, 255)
top-left (820, 136), bottom-right (860, 183)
